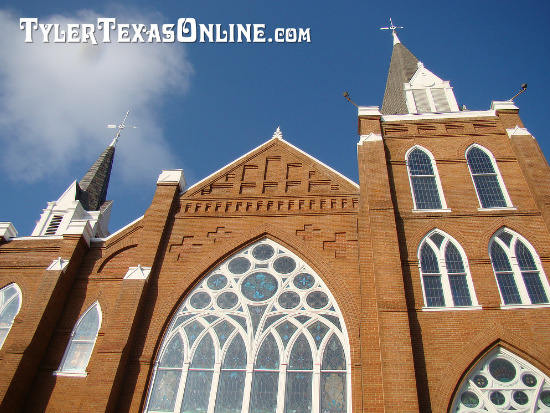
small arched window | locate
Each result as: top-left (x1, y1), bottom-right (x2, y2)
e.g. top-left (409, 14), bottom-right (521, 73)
top-left (466, 145), bottom-right (512, 209)
top-left (406, 147), bottom-right (447, 210)
top-left (451, 347), bottom-right (550, 412)
top-left (419, 230), bottom-right (478, 309)
top-left (0, 283), bottom-right (22, 349)
top-left (56, 302), bottom-right (101, 375)
top-left (489, 228), bottom-right (550, 306)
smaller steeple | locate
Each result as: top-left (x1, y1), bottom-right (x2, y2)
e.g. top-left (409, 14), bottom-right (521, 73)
top-left (380, 21), bottom-right (459, 115)
top-left (31, 112), bottom-right (134, 238)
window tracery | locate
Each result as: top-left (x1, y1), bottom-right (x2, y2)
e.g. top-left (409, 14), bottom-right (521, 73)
top-left (418, 230), bottom-right (479, 309)
top-left (489, 228), bottom-right (550, 306)
top-left (145, 238), bottom-right (350, 413)
top-left (452, 347), bottom-right (550, 412)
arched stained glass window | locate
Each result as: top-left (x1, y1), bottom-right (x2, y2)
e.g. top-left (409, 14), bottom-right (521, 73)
top-left (56, 301), bottom-right (101, 375)
top-left (466, 145), bottom-right (512, 209)
top-left (0, 283), bottom-right (22, 350)
top-left (490, 228), bottom-right (550, 306)
top-left (451, 347), bottom-right (550, 412)
top-left (419, 230), bottom-right (478, 309)
top-left (406, 146), bottom-right (447, 210)
top-left (145, 238), bottom-right (351, 413)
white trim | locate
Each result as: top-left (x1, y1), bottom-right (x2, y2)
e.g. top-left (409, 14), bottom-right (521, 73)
top-left (500, 303), bottom-right (550, 310)
top-left (91, 215), bottom-right (144, 243)
top-left (0, 222), bottom-right (17, 241)
top-left (157, 169), bottom-right (186, 190)
top-left (491, 100), bottom-right (519, 111)
top-left (466, 144), bottom-right (513, 209)
top-left (382, 109), bottom-right (497, 122)
top-left (358, 133), bottom-right (383, 144)
top-left (506, 126), bottom-right (532, 138)
top-left (405, 145), bottom-right (449, 211)
top-left (413, 208), bottom-right (452, 213)
top-left (12, 235), bottom-right (64, 241)
top-left (489, 228), bottom-right (550, 306)
top-left (52, 371), bottom-right (88, 377)
top-left (185, 136), bottom-right (359, 194)
top-left (422, 305), bottom-right (482, 312)
top-left (357, 106), bottom-right (382, 116)
top-left (418, 229), bottom-right (480, 309)
top-left (0, 283), bottom-right (22, 350)
top-left (477, 207), bottom-right (517, 212)
top-left (46, 257), bottom-right (69, 272)
top-left (123, 265), bottom-right (151, 280)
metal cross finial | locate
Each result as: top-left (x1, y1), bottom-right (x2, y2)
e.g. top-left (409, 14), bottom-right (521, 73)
top-left (107, 110), bottom-right (137, 147)
top-left (380, 17), bottom-right (403, 35)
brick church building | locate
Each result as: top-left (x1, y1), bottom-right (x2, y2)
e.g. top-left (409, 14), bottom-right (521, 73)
top-left (1, 28), bottom-right (549, 413)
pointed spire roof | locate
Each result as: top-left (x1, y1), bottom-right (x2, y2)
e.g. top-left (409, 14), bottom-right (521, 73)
top-left (381, 40), bottom-right (420, 115)
top-left (77, 142), bottom-right (115, 211)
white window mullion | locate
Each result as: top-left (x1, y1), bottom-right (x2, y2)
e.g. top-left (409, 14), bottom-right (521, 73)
top-left (207, 364), bottom-right (222, 413)
top-left (312, 363), bottom-right (321, 413)
top-left (277, 364), bottom-right (287, 413)
top-left (241, 362), bottom-right (253, 413)
top-left (173, 364), bottom-right (189, 413)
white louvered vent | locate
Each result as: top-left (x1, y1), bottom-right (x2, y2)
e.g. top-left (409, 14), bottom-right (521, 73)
top-left (413, 89), bottom-right (430, 113)
top-left (432, 88), bottom-right (451, 112)
top-left (44, 215), bottom-right (63, 235)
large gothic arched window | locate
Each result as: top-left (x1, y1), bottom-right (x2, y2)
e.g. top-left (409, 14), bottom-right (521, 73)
top-left (0, 283), bottom-right (22, 350)
top-left (145, 238), bottom-right (351, 413)
top-left (451, 347), bottom-right (550, 412)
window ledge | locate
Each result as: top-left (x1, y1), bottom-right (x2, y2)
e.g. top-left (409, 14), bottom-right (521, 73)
top-left (412, 208), bottom-right (452, 213)
top-left (53, 370), bottom-right (88, 377)
top-left (500, 303), bottom-right (550, 310)
top-left (422, 305), bottom-right (482, 312)
top-left (477, 207), bottom-right (516, 212)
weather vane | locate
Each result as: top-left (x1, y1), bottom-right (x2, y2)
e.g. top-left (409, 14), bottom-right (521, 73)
top-left (380, 18), bottom-right (403, 35)
top-left (107, 110), bottom-right (137, 146)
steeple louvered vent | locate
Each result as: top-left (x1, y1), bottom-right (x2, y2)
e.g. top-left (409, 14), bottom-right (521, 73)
top-left (44, 215), bottom-right (63, 235)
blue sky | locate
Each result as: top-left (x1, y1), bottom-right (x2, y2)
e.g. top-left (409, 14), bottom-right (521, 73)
top-left (1, 1), bottom-right (549, 236)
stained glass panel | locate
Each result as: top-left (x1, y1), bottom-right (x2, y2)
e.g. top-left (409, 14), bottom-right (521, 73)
top-left (213, 320), bottom-right (235, 349)
top-left (184, 321), bottom-right (205, 349)
top-left (249, 305), bottom-right (268, 336)
top-left (214, 371), bottom-right (246, 413)
top-left (160, 334), bottom-right (184, 368)
top-left (228, 257), bottom-right (251, 274)
top-left (252, 244), bottom-right (275, 261)
top-left (262, 314), bottom-right (285, 332)
top-left (279, 291), bottom-right (300, 309)
top-left (322, 335), bottom-right (346, 370)
top-left (293, 273), bottom-right (315, 290)
top-left (241, 272), bottom-right (278, 302)
top-left (285, 373), bottom-right (312, 413)
top-left (275, 321), bottom-right (297, 348)
top-left (191, 334), bottom-right (215, 369)
top-left (73, 306), bottom-right (99, 341)
top-left (321, 373), bottom-right (346, 412)
top-left (207, 274), bottom-right (228, 290)
top-left (288, 334), bottom-right (313, 370)
top-left (306, 291), bottom-right (329, 309)
top-left (445, 243), bottom-right (465, 273)
top-left (256, 334), bottom-right (279, 369)
top-left (180, 371), bottom-right (213, 413)
top-left (273, 257), bottom-right (297, 274)
top-left (420, 244), bottom-right (439, 273)
top-left (148, 370), bottom-right (182, 412)
top-left (250, 371), bottom-right (279, 413)
top-left (308, 321), bottom-right (329, 348)
top-left (223, 335), bottom-right (246, 369)
top-left (189, 292), bottom-right (211, 309)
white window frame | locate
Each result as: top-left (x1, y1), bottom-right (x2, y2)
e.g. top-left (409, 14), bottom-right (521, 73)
top-left (419, 230), bottom-right (480, 311)
top-left (489, 228), bottom-right (550, 308)
top-left (0, 283), bottom-right (22, 350)
top-left (54, 301), bottom-right (102, 377)
top-left (406, 146), bottom-right (450, 212)
top-left (144, 238), bottom-right (352, 413)
top-left (465, 144), bottom-right (514, 210)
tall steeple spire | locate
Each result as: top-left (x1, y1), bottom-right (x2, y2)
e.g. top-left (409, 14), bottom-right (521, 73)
top-left (380, 21), bottom-right (459, 115)
top-left (77, 143), bottom-right (115, 211)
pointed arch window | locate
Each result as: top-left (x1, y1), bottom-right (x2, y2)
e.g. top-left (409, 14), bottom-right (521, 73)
top-left (145, 238), bottom-right (351, 413)
top-left (0, 283), bottom-right (22, 350)
top-left (56, 302), bottom-right (101, 376)
top-left (406, 147), bottom-right (447, 211)
top-left (489, 228), bottom-right (550, 306)
top-left (419, 230), bottom-right (479, 309)
top-left (451, 347), bottom-right (550, 412)
top-left (466, 145), bottom-right (512, 209)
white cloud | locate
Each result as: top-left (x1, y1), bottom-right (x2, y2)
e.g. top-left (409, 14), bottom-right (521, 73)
top-left (0, 9), bottom-right (192, 183)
